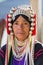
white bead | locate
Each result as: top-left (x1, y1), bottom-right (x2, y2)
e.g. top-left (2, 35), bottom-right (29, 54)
top-left (8, 27), bottom-right (12, 31)
top-left (8, 23), bottom-right (12, 26)
top-left (29, 31), bottom-right (32, 34)
top-left (31, 23), bottom-right (35, 26)
top-left (8, 18), bottom-right (12, 22)
top-left (30, 27), bottom-right (34, 30)
top-left (31, 14), bottom-right (34, 17)
top-left (31, 19), bottom-right (35, 22)
top-left (8, 14), bottom-right (12, 17)
top-left (10, 32), bottom-right (13, 35)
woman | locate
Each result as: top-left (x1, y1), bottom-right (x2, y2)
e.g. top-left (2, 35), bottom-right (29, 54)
top-left (0, 6), bottom-right (43, 65)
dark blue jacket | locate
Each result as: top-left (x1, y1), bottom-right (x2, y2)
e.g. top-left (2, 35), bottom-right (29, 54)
top-left (0, 43), bottom-right (43, 65)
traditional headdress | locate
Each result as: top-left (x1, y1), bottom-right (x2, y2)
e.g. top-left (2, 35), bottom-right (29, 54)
top-left (7, 5), bottom-right (36, 35)
top-left (6, 5), bottom-right (36, 65)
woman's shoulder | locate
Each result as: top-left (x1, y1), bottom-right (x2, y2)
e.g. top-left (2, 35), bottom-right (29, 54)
top-left (0, 45), bottom-right (6, 65)
top-left (34, 41), bottom-right (43, 61)
top-left (0, 45), bottom-right (6, 58)
top-left (34, 41), bottom-right (43, 52)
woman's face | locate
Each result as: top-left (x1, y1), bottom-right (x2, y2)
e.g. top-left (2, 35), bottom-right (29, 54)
top-left (12, 16), bottom-right (30, 41)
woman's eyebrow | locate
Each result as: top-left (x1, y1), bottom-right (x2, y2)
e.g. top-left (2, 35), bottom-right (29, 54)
top-left (23, 19), bottom-right (28, 23)
top-left (14, 21), bottom-right (19, 22)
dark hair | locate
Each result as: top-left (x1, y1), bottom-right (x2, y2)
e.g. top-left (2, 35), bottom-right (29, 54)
top-left (11, 14), bottom-right (32, 25)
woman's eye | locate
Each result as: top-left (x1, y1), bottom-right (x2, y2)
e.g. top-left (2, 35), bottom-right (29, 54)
top-left (24, 23), bottom-right (28, 25)
top-left (14, 22), bottom-right (18, 25)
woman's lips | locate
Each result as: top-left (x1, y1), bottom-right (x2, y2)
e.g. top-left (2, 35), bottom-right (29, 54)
top-left (17, 31), bottom-right (24, 34)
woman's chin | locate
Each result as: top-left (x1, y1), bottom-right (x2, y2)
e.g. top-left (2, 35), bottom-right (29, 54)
top-left (17, 34), bottom-right (25, 38)
top-left (16, 36), bottom-right (26, 41)
top-left (15, 34), bottom-right (28, 41)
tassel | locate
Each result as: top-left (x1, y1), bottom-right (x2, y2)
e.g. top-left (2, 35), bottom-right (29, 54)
top-left (5, 35), bottom-right (13, 65)
top-left (29, 35), bottom-right (32, 52)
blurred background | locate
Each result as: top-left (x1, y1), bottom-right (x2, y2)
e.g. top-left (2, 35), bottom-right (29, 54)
top-left (0, 0), bottom-right (43, 47)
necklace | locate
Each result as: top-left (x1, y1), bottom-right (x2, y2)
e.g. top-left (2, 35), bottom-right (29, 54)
top-left (12, 37), bottom-right (29, 61)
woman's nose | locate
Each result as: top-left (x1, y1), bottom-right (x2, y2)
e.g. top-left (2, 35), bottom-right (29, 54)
top-left (18, 24), bottom-right (23, 29)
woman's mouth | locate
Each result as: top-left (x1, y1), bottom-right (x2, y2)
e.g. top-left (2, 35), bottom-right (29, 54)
top-left (17, 31), bottom-right (24, 34)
